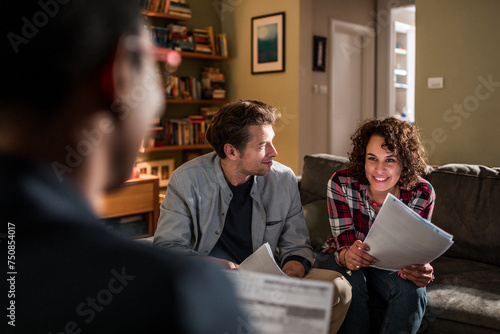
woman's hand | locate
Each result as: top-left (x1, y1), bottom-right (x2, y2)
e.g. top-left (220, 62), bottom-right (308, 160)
top-left (402, 263), bottom-right (434, 287)
top-left (344, 240), bottom-right (377, 271)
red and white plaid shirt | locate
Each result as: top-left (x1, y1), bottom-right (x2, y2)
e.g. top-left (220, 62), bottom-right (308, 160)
top-left (322, 168), bottom-right (435, 255)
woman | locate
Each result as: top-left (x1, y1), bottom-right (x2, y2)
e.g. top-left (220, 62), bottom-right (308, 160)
top-left (315, 117), bottom-right (435, 333)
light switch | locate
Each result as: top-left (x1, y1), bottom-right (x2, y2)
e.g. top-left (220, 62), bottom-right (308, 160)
top-left (319, 85), bottom-right (328, 95)
top-left (428, 77), bottom-right (444, 89)
top-left (312, 84), bottom-right (319, 94)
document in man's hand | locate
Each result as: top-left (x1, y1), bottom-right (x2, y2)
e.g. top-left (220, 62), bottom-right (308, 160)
top-left (364, 193), bottom-right (454, 271)
top-left (238, 243), bottom-right (286, 276)
top-left (230, 243), bottom-right (333, 334)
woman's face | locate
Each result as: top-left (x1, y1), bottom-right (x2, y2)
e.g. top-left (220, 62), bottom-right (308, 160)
top-left (364, 135), bottom-right (403, 194)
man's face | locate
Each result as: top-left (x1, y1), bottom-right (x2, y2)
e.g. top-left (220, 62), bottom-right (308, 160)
top-left (108, 31), bottom-right (164, 188)
top-left (235, 124), bottom-right (278, 177)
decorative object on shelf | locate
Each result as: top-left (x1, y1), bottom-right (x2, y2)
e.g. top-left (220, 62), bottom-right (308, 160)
top-left (251, 12), bottom-right (285, 74)
top-left (136, 159), bottom-right (175, 187)
top-left (313, 35), bottom-right (326, 72)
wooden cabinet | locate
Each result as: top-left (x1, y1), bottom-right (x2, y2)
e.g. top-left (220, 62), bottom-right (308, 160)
top-left (96, 175), bottom-right (160, 238)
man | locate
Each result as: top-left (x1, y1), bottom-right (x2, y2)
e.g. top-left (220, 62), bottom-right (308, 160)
top-left (0, 1), bottom-right (243, 333)
top-left (154, 100), bottom-right (352, 333)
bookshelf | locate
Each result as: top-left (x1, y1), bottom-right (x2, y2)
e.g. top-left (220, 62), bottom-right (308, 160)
top-left (142, 10), bottom-right (190, 21)
top-left (141, 143), bottom-right (211, 153)
top-left (139, 1), bottom-right (229, 173)
top-left (154, 48), bottom-right (229, 61)
top-left (166, 99), bottom-right (228, 104)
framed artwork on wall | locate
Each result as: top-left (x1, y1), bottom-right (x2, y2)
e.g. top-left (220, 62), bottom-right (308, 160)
top-left (136, 159), bottom-right (175, 187)
top-left (251, 12), bottom-right (285, 74)
top-left (313, 35), bottom-right (327, 72)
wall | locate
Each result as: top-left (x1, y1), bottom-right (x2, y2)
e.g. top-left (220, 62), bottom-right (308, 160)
top-left (220, 0), bottom-right (302, 173)
top-left (416, 0), bottom-right (500, 166)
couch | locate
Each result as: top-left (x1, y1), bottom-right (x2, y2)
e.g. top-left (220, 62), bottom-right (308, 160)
top-left (299, 153), bottom-right (500, 333)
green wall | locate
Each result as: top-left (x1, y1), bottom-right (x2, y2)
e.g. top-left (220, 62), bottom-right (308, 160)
top-left (221, 0), bottom-right (302, 174)
top-left (416, 0), bottom-right (500, 166)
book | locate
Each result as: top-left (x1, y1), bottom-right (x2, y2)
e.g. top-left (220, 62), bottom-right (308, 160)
top-left (364, 193), bottom-right (454, 271)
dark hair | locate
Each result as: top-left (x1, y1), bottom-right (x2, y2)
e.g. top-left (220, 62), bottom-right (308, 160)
top-left (1, 0), bottom-right (142, 114)
top-left (205, 100), bottom-right (280, 159)
top-left (348, 117), bottom-right (427, 190)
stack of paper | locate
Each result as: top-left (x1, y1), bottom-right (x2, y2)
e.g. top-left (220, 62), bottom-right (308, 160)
top-left (364, 193), bottom-right (454, 271)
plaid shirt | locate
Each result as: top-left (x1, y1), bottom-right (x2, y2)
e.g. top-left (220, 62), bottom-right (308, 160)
top-left (322, 168), bottom-right (435, 255)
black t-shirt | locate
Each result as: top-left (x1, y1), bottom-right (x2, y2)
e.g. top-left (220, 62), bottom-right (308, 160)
top-left (210, 177), bottom-right (254, 264)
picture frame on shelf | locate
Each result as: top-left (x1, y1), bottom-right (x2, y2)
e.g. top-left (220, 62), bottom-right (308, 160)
top-left (313, 35), bottom-right (327, 72)
top-left (251, 12), bottom-right (285, 74)
top-left (136, 159), bottom-right (175, 187)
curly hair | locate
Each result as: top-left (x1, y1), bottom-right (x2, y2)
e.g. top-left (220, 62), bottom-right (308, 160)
top-left (205, 100), bottom-right (280, 159)
top-left (348, 117), bottom-right (427, 191)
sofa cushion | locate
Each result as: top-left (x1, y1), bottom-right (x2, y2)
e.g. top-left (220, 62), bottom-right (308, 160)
top-left (303, 199), bottom-right (331, 253)
top-left (426, 164), bottom-right (500, 266)
top-left (425, 256), bottom-right (500, 332)
top-left (301, 154), bottom-right (349, 204)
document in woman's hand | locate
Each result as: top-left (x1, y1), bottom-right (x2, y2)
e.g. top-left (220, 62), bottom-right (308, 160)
top-left (364, 193), bottom-right (454, 271)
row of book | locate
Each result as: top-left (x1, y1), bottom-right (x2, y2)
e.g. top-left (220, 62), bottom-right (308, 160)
top-left (150, 24), bottom-right (227, 57)
top-left (144, 108), bottom-right (219, 148)
top-left (144, 116), bottom-right (208, 147)
top-left (137, 0), bottom-right (191, 19)
top-left (164, 67), bottom-right (226, 100)
top-left (168, 1), bottom-right (192, 19)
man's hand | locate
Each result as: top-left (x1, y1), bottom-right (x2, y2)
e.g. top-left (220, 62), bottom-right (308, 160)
top-left (402, 263), bottom-right (434, 287)
top-left (282, 260), bottom-right (305, 278)
top-left (207, 256), bottom-right (239, 270)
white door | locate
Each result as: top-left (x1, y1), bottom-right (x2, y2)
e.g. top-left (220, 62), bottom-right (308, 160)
top-left (329, 20), bottom-right (375, 157)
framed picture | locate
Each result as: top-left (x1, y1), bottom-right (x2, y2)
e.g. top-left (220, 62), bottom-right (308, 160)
top-left (136, 159), bottom-right (175, 187)
top-left (313, 35), bottom-right (327, 72)
top-left (251, 12), bottom-right (285, 74)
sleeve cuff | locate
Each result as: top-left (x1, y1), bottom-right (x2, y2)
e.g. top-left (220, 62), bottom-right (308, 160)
top-left (283, 255), bottom-right (311, 275)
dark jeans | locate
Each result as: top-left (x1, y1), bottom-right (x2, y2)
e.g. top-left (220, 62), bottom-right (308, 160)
top-left (315, 252), bottom-right (426, 334)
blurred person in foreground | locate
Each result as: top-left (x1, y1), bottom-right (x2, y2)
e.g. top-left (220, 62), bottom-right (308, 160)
top-left (0, 1), bottom-right (243, 333)
top-left (315, 118), bottom-right (436, 333)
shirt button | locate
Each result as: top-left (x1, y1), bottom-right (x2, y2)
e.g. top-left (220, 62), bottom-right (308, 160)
top-left (215, 231), bottom-right (220, 235)
top-left (222, 212), bottom-right (225, 216)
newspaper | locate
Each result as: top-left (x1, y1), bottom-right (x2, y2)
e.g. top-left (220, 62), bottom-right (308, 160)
top-left (225, 243), bottom-right (333, 333)
top-left (364, 193), bottom-right (454, 271)
top-left (226, 270), bottom-right (333, 334)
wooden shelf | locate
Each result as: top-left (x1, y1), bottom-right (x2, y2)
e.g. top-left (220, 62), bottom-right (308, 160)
top-left (140, 144), bottom-right (212, 153)
top-left (142, 10), bottom-right (190, 21)
top-left (96, 175), bottom-right (160, 238)
top-left (153, 47), bottom-right (229, 62)
top-left (166, 99), bottom-right (228, 104)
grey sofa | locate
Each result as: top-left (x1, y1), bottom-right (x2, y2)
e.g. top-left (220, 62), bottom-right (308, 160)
top-left (299, 153), bottom-right (500, 333)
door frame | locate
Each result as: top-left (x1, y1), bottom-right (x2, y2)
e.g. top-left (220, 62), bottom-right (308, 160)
top-left (329, 20), bottom-right (375, 154)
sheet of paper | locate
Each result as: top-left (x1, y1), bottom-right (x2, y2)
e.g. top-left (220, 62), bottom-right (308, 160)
top-left (238, 243), bottom-right (286, 276)
top-left (226, 270), bottom-right (333, 334)
top-left (364, 193), bottom-right (454, 271)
